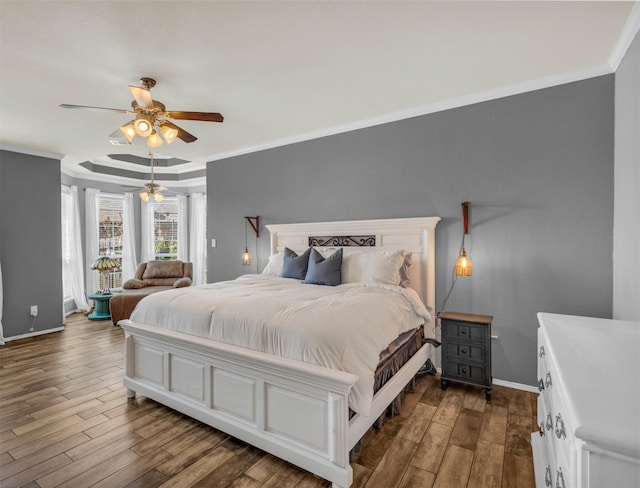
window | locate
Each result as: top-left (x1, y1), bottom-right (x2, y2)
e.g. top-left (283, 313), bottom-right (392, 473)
top-left (98, 194), bottom-right (123, 289)
top-left (154, 198), bottom-right (179, 260)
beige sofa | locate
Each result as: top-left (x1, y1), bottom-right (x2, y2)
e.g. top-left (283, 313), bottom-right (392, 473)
top-left (110, 260), bottom-right (193, 325)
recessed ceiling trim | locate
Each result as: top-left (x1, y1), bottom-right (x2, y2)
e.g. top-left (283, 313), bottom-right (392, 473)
top-left (107, 154), bottom-right (190, 167)
top-left (78, 161), bottom-right (205, 182)
top-left (207, 63), bottom-right (613, 164)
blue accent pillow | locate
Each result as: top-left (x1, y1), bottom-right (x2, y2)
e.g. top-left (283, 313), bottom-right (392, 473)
top-left (281, 247), bottom-right (311, 279)
top-left (304, 248), bottom-right (343, 286)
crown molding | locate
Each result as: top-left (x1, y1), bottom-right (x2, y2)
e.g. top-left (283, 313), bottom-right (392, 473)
top-left (0, 144), bottom-right (63, 160)
top-left (609, 2), bottom-right (640, 71)
top-left (208, 63), bottom-right (613, 164)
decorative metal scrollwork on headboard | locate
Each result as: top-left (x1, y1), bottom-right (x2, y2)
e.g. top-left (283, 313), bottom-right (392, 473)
top-left (308, 235), bottom-right (376, 247)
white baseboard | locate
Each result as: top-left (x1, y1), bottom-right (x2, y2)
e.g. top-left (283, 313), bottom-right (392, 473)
top-left (492, 378), bottom-right (538, 394)
top-left (433, 367), bottom-right (537, 393)
top-left (2, 326), bottom-right (65, 343)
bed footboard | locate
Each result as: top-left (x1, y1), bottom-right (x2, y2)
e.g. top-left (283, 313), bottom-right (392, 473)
top-left (121, 320), bottom-right (358, 488)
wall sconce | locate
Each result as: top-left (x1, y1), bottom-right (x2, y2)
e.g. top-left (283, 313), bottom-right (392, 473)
top-left (242, 216), bottom-right (259, 265)
top-left (455, 202), bottom-right (473, 276)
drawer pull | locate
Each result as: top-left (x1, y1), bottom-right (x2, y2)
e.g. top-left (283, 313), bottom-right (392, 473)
top-left (539, 345), bottom-right (545, 358)
top-left (545, 466), bottom-right (552, 487)
top-left (538, 379), bottom-right (545, 391)
top-left (545, 371), bottom-right (553, 388)
top-left (555, 467), bottom-right (565, 488)
top-left (545, 413), bottom-right (553, 431)
top-left (555, 413), bottom-right (566, 439)
top-left (461, 367), bottom-right (468, 374)
top-left (461, 348), bottom-right (467, 354)
top-left (460, 329), bottom-right (467, 335)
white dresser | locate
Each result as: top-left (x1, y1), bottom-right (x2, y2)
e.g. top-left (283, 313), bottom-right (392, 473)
top-left (532, 313), bottom-right (640, 488)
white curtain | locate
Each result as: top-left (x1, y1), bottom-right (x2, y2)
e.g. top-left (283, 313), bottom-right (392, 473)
top-left (85, 188), bottom-right (100, 295)
top-left (121, 193), bottom-right (137, 281)
top-left (177, 194), bottom-right (188, 262)
top-left (140, 200), bottom-right (155, 263)
top-left (189, 192), bottom-right (207, 285)
top-left (0, 262), bottom-right (4, 345)
top-left (66, 186), bottom-right (90, 311)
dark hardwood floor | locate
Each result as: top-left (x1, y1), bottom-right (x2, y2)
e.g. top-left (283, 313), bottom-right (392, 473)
top-left (0, 313), bottom-right (536, 487)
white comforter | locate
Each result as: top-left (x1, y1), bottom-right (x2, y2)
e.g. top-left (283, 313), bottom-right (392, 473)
top-left (129, 274), bottom-right (430, 415)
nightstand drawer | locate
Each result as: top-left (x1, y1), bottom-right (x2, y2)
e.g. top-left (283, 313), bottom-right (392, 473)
top-left (443, 359), bottom-right (486, 383)
top-left (443, 321), bottom-right (487, 343)
top-left (445, 341), bottom-right (486, 363)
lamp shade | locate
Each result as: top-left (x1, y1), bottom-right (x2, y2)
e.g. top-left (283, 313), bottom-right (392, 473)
top-left (147, 130), bottom-right (163, 148)
top-left (91, 256), bottom-right (118, 271)
top-left (134, 118), bottom-right (153, 137)
top-left (455, 249), bottom-right (473, 276)
top-left (119, 122), bottom-right (136, 142)
top-left (159, 122), bottom-right (178, 144)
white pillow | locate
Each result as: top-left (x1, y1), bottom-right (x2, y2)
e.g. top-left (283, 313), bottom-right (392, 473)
top-left (342, 249), bottom-right (407, 286)
top-left (261, 252), bottom-right (284, 276)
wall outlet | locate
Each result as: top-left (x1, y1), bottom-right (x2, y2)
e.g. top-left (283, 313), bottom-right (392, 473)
top-left (211, 238), bottom-right (217, 248)
top-left (30, 305), bottom-right (38, 317)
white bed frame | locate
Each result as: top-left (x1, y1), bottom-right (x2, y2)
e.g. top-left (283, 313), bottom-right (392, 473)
top-left (120, 216), bottom-right (440, 487)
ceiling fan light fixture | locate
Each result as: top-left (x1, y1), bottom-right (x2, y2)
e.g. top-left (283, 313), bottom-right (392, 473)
top-left (146, 130), bottom-right (163, 148)
top-left (153, 191), bottom-right (164, 203)
top-left (134, 118), bottom-right (153, 137)
top-left (119, 122), bottom-right (136, 142)
top-left (159, 122), bottom-right (178, 144)
top-left (139, 191), bottom-right (150, 202)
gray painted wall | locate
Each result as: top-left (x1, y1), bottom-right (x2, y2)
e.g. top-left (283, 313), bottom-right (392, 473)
top-left (1, 150), bottom-right (63, 338)
top-left (207, 75), bottom-right (614, 387)
top-left (614, 30), bottom-right (640, 322)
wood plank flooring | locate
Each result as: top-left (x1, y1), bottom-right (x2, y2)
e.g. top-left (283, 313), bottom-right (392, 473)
top-left (1, 314), bottom-right (537, 487)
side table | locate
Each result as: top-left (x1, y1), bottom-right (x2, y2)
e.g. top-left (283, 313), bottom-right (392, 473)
top-left (88, 293), bottom-right (113, 321)
top-left (440, 311), bottom-right (493, 400)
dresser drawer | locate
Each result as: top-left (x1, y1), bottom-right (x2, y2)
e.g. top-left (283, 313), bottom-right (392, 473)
top-left (443, 320), bottom-right (487, 343)
top-left (444, 340), bottom-right (486, 363)
top-left (443, 359), bottom-right (486, 384)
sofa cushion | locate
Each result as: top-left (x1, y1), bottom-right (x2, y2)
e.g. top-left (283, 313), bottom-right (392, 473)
top-left (142, 260), bottom-right (184, 279)
top-left (123, 278), bottom-right (147, 289)
top-left (173, 277), bottom-right (192, 288)
top-left (143, 277), bottom-right (181, 286)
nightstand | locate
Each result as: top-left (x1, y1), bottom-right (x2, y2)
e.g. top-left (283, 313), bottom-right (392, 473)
top-left (88, 293), bottom-right (113, 321)
top-left (439, 311), bottom-right (493, 400)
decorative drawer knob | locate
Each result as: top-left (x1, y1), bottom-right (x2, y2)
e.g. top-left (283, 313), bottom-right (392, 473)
top-left (555, 413), bottom-right (566, 439)
top-left (555, 467), bottom-right (565, 488)
top-left (461, 329), bottom-right (467, 334)
top-left (545, 371), bottom-right (553, 388)
top-left (461, 348), bottom-right (467, 354)
top-left (546, 413), bottom-right (553, 431)
top-left (538, 379), bottom-right (545, 391)
top-left (539, 345), bottom-right (545, 358)
top-left (462, 367), bottom-right (468, 374)
top-left (545, 466), bottom-right (552, 487)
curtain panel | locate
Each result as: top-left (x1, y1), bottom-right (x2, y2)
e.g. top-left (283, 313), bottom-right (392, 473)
top-left (189, 192), bottom-right (207, 285)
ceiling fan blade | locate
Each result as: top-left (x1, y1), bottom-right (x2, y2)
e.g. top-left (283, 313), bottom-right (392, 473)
top-left (165, 111), bottom-right (224, 122)
top-left (128, 85), bottom-right (153, 108)
top-left (60, 104), bottom-right (131, 114)
top-left (161, 120), bottom-right (198, 143)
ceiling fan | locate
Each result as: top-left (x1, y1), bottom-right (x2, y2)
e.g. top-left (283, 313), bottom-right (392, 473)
top-left (60, 77), bottom-right (223, 147)
top-left (136, 152), bottom-right (176, 203)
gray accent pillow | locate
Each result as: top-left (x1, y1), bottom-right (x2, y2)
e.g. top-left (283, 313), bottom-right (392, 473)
top-left (281, 247), bottom-right (311, 279)
top-left (304, 248), bottom-right (343, 286)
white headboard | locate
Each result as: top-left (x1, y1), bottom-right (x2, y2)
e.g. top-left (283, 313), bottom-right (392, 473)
top-left (265, 216), bottom-right (441, 325)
